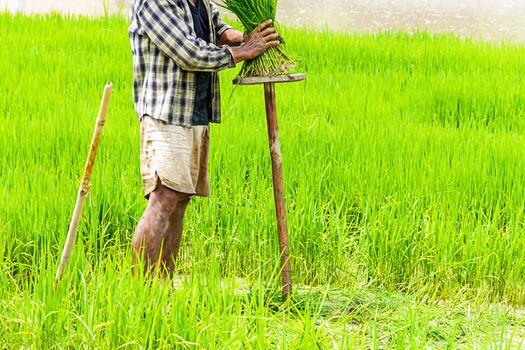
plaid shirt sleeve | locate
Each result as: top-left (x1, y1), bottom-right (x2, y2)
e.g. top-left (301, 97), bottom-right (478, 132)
top-left (210, 2), bottom-right (233, 37)
top-left (138, 0), bottom-right (235, 72)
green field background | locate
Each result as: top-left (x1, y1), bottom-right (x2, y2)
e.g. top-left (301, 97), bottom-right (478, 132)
top-left (0, 13), bottom-right (524, 348)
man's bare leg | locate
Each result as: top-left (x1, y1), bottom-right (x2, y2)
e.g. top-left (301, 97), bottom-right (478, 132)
top-left (162, 193), bottom-right (191, 274)
top-left (132, 182), bottom-right (191, 277)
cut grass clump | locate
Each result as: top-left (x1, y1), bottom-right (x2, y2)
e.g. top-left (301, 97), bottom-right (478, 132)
top-left (217, 0), bottom-right (295, 77)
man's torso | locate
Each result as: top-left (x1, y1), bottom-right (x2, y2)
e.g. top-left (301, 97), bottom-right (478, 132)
top-left (128, 0), bottom-right (231, 127)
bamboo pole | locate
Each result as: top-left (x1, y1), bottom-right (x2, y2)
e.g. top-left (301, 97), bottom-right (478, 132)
top-left (55, 83), bottom-right (113, 285)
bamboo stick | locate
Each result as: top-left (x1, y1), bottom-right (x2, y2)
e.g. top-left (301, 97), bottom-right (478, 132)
top-left (55, 83), bottom-right (113, 285)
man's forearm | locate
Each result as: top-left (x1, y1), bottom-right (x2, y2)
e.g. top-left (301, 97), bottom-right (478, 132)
top-left (230, 46), bottom-right (250, 64)
top-left (217, 28), bottom-right (244, 47)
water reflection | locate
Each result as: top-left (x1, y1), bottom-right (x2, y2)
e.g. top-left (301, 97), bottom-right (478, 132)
top-left (2, 0), bottom-right (525, 43)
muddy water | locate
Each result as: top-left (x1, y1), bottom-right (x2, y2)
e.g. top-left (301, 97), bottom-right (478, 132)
top-left (2, 0), bottom-right (525, 43)
top-left (278, 0), bottom-right (525, 43)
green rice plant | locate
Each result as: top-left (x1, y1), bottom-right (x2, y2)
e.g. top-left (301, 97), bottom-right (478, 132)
top-left (216, 0), bottom-right (295, 77)
top-left (1, 12), bottom-right (525, 348)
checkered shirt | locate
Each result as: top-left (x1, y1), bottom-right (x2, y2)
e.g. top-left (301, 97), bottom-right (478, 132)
top-left (129, 0), bottom-right (236, 127)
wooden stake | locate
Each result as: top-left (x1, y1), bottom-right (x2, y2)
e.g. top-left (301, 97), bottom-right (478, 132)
top-left (233, 73), bottom-right (305, 302)
top-left (55, 83), bottom-right (113, 285)
top-left (264, 82), bottom-right (292, 301)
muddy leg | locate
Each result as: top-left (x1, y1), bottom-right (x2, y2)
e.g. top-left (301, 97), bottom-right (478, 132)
top-left (132, 182), bottom-right (191, 277)
top-left (162, 194), bottom-right (191, 276)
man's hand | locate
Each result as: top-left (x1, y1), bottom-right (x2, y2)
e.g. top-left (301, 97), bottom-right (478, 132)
top-left (231, 20), bottom-right (280, 63)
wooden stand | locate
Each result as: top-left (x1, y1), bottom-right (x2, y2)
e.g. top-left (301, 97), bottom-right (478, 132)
top-left (233, 73), bottom-right (306, 302)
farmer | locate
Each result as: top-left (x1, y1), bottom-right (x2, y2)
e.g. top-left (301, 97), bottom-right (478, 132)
top-left (128, 0), bottom-right (280, 276)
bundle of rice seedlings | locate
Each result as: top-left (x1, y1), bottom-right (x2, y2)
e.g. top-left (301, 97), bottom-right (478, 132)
top-left (216, 0), bottom-right (295, 77)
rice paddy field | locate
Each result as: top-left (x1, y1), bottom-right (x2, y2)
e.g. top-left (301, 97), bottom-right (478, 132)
top-left (1, 12), bottom-right (525, 349)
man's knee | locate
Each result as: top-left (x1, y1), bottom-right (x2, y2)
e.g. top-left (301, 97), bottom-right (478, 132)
top-left (152, 185), bottom-right (191, 213)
